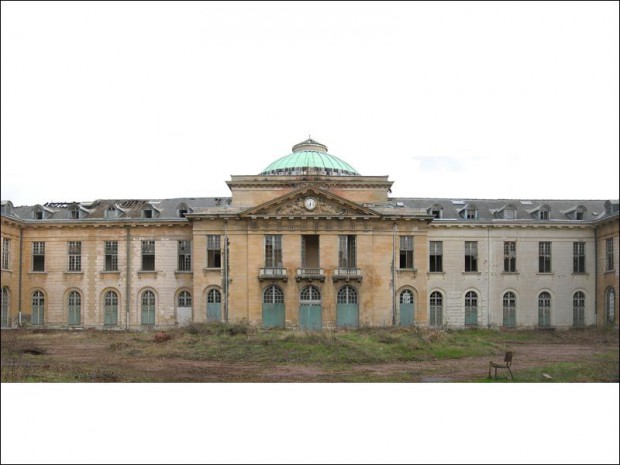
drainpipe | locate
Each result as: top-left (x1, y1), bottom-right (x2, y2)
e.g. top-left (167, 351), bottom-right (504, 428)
top-left (487, 225), bottom-right (491, 328)
top-left (594, 227), bottom-right (598, 325)
top-left (125, 225), bottom-right (131, 330)
top-left (392, 222), bottom-right (396, 326)
top-left (18, 227), bottom-right (23, 326)
top-left (224, 220), bottom-right (229, 323)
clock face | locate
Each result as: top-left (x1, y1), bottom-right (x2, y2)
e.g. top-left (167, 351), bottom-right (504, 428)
top-left (304, 197), bottom-right (317, 211)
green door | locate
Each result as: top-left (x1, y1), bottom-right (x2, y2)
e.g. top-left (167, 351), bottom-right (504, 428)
top-left (68, 291), bottom-right (81, 326)
top-left (263, 285), bottom-right (285, 328)
top-left (104, 291), bottom-right (118, 326)
top-left (399, 290), bottom-right (414, 326)
top-left (336, 286), bottom-right (358, 328)
top-left (141, 290), bottom-right (156, 326)
top-left (429, 291), bottom-right (442, 327)
top-left (573, 292), bottom-right (585, 326)
top-left (1, 288), bottom-right (8, 327)
top-left (31, 291), bottom-right (44, 326)
top-left (299, 286), bottom-right (322, 330)
top-left (538, 292), bottom-right (551, 327)
top-left (502, 292), bottom-right (516, 327)
top-left (207, 289), bottom-right (222, 322)
top-left (464, 291), bottom-right (478, 326)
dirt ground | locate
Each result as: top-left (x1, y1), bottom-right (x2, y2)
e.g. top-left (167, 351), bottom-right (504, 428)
top-left (3, 327), bottom-right (618, 382)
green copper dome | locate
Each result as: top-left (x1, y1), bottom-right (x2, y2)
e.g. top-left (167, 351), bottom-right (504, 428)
top-left (260, 138), bottom-right (359, 176)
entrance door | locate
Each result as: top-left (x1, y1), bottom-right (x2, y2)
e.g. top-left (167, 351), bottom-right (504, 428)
top-left (177, 290), bottom-right (192, 326)
top-left (336, 285), bottom-right (358, 328)
top-left (464, 291), bottom-right (478, 326)
top-left (502, 292), bottom-right (516, 327)
top-left (262, 285), bottom-right (285, 328)
top-left (207, 289), bottom-right (221, 322)
top-left (299, 285), bottom-right (322, 330)
top-left (1, 288), bottom-right (9, 327)
top-left (538, 292), bottom-right (551, 327)
top-left (68, 291), bottom-right (81, 326)
top-left (141, 290), bottom-right (156, 326)
top-left (32, 291), bottom-right (44, 326)
top-left (399, 290), bottom-right (414, 326)
top-left (104, 291), bottom-right (118, 326)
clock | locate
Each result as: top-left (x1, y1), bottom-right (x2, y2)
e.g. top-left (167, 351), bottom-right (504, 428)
top-left (304, 197), bottom-right (317, 211)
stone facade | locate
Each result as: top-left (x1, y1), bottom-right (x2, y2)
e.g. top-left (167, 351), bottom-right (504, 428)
top-left (1, 140), bottom-right (618, 329)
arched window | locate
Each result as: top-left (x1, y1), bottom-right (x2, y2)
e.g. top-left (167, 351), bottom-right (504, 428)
top-left (178, 290), bottom-right (192, 307)
top-left (301, 285), bottom-right (322, 302)
top-left (32, 290), bottom-right (44, 325)
top-left (263, 285), bottom-right (283, 304)
top-left (400, 289), bottom-right (413, 304)
top-left (502, 291), bottom-right (516, 327)
top-left (141, 290), bottom-right (156, 325)
top-left (337, 285), bottom-right (357, 304)
top-left (606, 288), bottom-right (616, 324)
top-left (68, 290), bottom-right (81, 325)
top-left (464, 291), bottom-right (478, 326)
top-left (104, 290), bottom-right (119, 326)
top-left (538, 292), bottom-right (552, 327)
top-left (1, 287), bottom-right (9, 327)
top-left (207, 289), bottom-right (221, 304)
top-left (572, 291), bottom-right (585, 326)
top-left (430, 291), bottom-right (443, 326)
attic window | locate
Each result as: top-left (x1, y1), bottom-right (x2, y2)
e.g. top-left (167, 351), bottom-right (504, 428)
top-left (503, 206), bottom-right (517, 220)
top-left (429, 204), bottom-right (443, 219)
top-left (34, 210), bottom-right (43, 220)
top-left (105, 206), bottom-right (118, 219)
top-left (462, 205), bottom-right (478, 220)
top-left (539, 205), bottom-right (550, 220)
top-left (144, 209), bottom-right (153, 219)
top-left (69, 207), bottom-right (80, 219)
top-left (177, 204), bottom-right (190, 218)
top-left (575, 206), bottom-right (586, 220)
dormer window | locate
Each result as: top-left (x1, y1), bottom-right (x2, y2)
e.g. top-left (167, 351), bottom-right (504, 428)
top-left (539, 205), bottom-right (550, 220)
top-left (461, 205), bottom-right (478, 220)
top-left (69, 207), bottom-right (80, 219)
top-left (177, 203), bottom-right (191, 218)
top-left (575, 206), bottom-right (586, 220)
top-left (428, 204), bottom-right (443, 219)
top-left (503, 205), bottom-right (517, 220)
top-left (144, 209), bottom-right (153, 219)
top-left (35, 210), bottom-right (43, 220)
top-left (105, 206), bottom-right (118, 219)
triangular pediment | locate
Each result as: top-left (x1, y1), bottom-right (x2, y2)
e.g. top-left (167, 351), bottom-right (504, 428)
top-left (240, 186), bottom-right (381, 218)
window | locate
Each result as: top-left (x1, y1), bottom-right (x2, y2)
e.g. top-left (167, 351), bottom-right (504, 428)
top-left (2, 237), bottom-right (10, 270)
top-left (573, 242), bottom-right (585, 273)
top-left (105, 241), bottom-right (118, 271)
top-left (177, 204), bottom-right (190, 218)
top-left (538, 292), bottom-right (551, 327)
top-left (338, 235), bottom-right (357, 268)
top-left (539, 206), bottom-right (550, 220)
top-left (606, 287), bottom-right (616, 324)
top-left (178, 240), bottom-right (192, 271)
top-left (429, 291), bottom-right (443, 326)
top-left (539, 242), bottom-right (552, 273)
top-left (504, 241), bottom-right (516, 272)
top-left (32, 291), bottom-right (44, 325)
top-left (400, 289), bottom-right (413, 304)
top-left (399, 236), bottom-right (414, 269)
top-left (68, 290), bottom-right (81, 325)
top-left (265, 235), bottom-right (283, 268)
top-left (104, 290), bottom-right (119, 326)
top-left (429, 241), bottom-right (443, 272)
top-left (429, 205), bottom-right (443, 219)
top-left (503, 207), bottom-right (516, 220)
top-left (575, 207), bottom-right (586, 220)
top-left (34, 208), bottom-right (43, 220)
top-left (573, 291), bottom-right (585, 326)
top-left (178, 290), bottom-right (192, 307)
top-left (69, 207), bottom-right (80, 219)
top-left (502, 291), bottom-right (516, 327)
top-left (207, 235), bottom-right (221, 268)
top-left (337, 285), bottom-right (357, 304)
top-left (105, 206), bottom-right (118, 219)
top-left (263, 285), bottom-right (284, 304)
top-left (606, 238), bottom-right (614, 271)
top-left (142, 240), bottom-right (155, 271)
top-left (32, 242), bottom-right (45, 272)
top-left (303, 285), bottom-right (323, 302)
top-left (464, 291), bottom-right (478, 326)
top-left (465, 241), bottom-right (478, 272)
top-left (68, 241), bottom-right (82, 272)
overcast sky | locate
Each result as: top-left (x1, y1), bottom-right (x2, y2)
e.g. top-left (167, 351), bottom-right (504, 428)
top-left (2, 2), bottom-right (618, 207)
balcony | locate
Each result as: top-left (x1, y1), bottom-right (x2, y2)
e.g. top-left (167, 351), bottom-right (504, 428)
top-left (296, 268), bottom-right (326, 282)
top-left (333, 268), bottom-right (363, 282)
top-left (259, 267), bottom-right (288, 282)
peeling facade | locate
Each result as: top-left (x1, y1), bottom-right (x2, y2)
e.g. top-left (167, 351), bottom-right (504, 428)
top-left (1, 139), bottom-right (618, 329)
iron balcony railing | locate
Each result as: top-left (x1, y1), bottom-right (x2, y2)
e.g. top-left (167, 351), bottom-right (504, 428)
top-left (296, 268), bottom-right (325, 282)
top-left (333, 268), bottom-right (363, 282)
top-left (259, 267), bottom-right (288, 281)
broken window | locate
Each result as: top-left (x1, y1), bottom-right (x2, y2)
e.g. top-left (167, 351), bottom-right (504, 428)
top-left (32, 242), bottom-right (45, 272)
top-left (539, 242), bottom-right (552, 273)
top-left (429, 241), bottom-right (443, 272)
top-left (142, 240), bottom-right (155, 271)
top-left (265, 235), bottom-right (283, 268)
top-left (178, 240), bottom-right (192, 271)
top-left (105, 241), bottom-right (118, 271)
top-left (465, 241), bottom-right (478, 272)
top-left (144, 209), bottom-right (153, 218)
top-left (178, 290), bottom-right (192, 307)
top-left (504, 241), bottom-right (516, 272)
top-left (399, 236), bottom-right (414, 269)
top-left (207, 235), bottom-right (221, 268)
top-left (34, 209), bottom-right (43, 220)
top-left (573, 242), bottom-right (585, 273)
top-left (68, 241), bottom-right (82, 272)
top-left (338, 235), bottom-right (356, 269)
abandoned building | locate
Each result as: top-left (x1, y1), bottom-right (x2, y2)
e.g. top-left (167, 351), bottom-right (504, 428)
top-left (1, 138), bottom-right (618, 329)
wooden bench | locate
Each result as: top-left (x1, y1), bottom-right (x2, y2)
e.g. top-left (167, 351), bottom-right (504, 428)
top-left (488, 351), bottom-right (514, 380)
